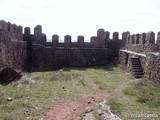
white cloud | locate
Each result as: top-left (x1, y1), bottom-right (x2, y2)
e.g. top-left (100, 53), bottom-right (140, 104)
top-left (0, 0), bottom-right (160, 40)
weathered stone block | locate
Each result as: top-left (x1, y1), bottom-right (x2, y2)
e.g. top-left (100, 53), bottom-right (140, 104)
top-left (139, 33), bottom-right (146, 44)
top-left (122, 31), bottom-right (130, 41)
top-left (146, 31), bottom-right (155, 43)
top-left (113, 32), bottom-right (119, 40)
top-left (106, 31), bottom-right (110, 39)
top-left (52, 34), bottom-right (59, 47)
top-left (0, 67), bottom-right (21, 84)
top-left (24, 27), bottom-right (31, 36)
top-left (131, 35), bottom-right (134, 44)
top-left (77, 35), bottom-right (84, 47)
top-left (41, 33), bottom-right (46, 43)
top-left (65, 35), bottom-right (71, 47)
top-left (18, 26), bottom-right (23, 34)
top-left (134, 33), bottom-right (139, 44)
top-left (34, 25), bottom-right (42, 35)
top-left (97, 29), bottom-right (106, 48)
top-left (91, 36), bottom-right (98, 47)
top-left (156, 32), bottom-right (160, 51)
top-left (126, 35), bottom-right (130, 44)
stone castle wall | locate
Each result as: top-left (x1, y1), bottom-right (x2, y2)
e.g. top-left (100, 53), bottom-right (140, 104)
top-left (125, 32), bottom-right (160, 53)
top-left (0, 20), bottom-right (27, 71)
top-left (23, 25), bottom-right (123, 71)
top-left (0, 20), bottom-right (159, 85)
top-left (119, 31), bottom-right (160, 85)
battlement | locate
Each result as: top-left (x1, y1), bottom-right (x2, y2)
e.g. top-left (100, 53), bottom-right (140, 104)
top-left (124, 31), bottom-right (160, 53)
top-left (1, 20), bottom-right (159, 54)
top-left (47, 30), bottom-right (121, 48)
top-left (0, 20), bottom-right (23, 42)
top-left (0, 20), bottom-right (160, 85)
top-left (0, 20), bottom-right (135, 49)
top-left (23, 25), bottom-right (127, 48)
top-left (0, 20), bottom-right (26, 71)
top-left (120, 31), bottom-right (160, 85)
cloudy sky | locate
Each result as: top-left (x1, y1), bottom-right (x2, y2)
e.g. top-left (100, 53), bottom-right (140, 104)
top-left (0, 0), bottom-right (160, 41)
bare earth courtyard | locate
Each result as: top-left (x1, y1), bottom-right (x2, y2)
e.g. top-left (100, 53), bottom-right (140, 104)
top-left (0, 65), bottom-right (159, 120)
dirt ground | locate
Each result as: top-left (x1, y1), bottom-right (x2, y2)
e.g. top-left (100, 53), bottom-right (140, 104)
top-left (31, 79), bottom-right (139, 120)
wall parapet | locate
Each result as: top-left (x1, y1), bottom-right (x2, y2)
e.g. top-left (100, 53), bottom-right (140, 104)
top-left (23, 26), bottom-right (127, 48)
top-left (124, 31), bottom-right (159, 53)
top-left (0, 20), bottom-right (23, 42)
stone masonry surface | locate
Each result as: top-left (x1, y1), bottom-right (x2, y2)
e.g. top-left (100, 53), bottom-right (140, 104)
top-left (0, 20), bottom-right (160, 85)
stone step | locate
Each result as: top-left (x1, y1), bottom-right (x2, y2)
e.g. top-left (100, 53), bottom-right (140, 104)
top-left (133, 72), bottom-right (143, 75)
top-left (130, 57), bottom-right (143, 79)
top-left (132, 65), bottom-right (142, 69)
top-left (134, 74), bottom-right (143, 78)
top-left (133, 71), bottom-right (143, 74)
top-left (131, 59), bottom-right (140, 63)
top-left (131, 60), bottom-right (141, 62)
top-left (131, 60), bottom-right (141, 63)
top-left (131, 61), bottom-right (141, 64)
top-left (131, 58), bottom-right (139, 61)
top-left (131, 57), bottom-right (139, 59)
top-left (132, 64), bottom-right (141, 67)
top-left (133, 67), bottom-right (143, 70)
top-left (133, 69), bottom-right (143, 72)
top-left (131, 60), bottom-right (140, 63)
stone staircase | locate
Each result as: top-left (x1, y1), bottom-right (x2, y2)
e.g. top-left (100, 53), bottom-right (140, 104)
top-left (130, 58), bottom-right (144, 78)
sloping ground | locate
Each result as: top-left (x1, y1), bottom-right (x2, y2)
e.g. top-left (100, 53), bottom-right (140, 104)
top-left (0, 65), bottom-right (159, 120)
top-left (42, 79), bottom-right (139, 120)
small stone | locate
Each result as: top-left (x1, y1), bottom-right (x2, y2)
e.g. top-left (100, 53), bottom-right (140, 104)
top-left (87, 101), bottom-right (91, 104)
top-left (99, 113), bottom-right (104, 116)
top-left (85, 107), bottom-right (92, 113)
top-left (26, 117), bottom-right (30, 120)
top-left (7, 97), bottom-right (12, 101)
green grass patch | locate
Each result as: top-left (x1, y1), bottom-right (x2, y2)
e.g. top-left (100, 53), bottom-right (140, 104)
top-left (0, 65), bottom-right (133, 119)
top-left (121, 79), bottom-right (160, 120)
top-left (124, 79), bottom-right (160, 108)
top-left (108, 98), bottom-right (126, 115)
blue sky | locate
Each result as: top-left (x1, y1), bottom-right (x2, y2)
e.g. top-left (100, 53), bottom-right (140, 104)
top-left (0, 0), bottom-right (160, 41)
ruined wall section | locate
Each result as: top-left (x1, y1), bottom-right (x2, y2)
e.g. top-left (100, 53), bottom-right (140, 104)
top-left (0, 20), bottom-right (27, 71)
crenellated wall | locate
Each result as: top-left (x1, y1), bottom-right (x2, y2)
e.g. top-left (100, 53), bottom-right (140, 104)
top-left (23, 25), bottom-right (123, 71)
top-left (0, 20), bottom-right (23, 42)
top-left (0, 20), bottom-right (27, 71)
top-left (125, 31), bottom-right (159, 53)
top-left (0, 20), bottom-right (159, 85)
top-left (119, 31), bottom-right (160, 85)
top-left (23, 25), bottom-right (123, 49)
